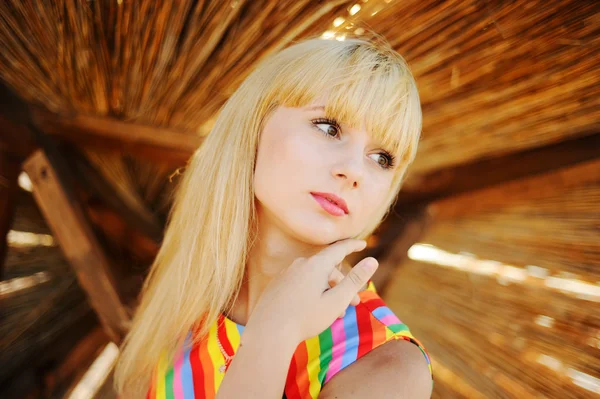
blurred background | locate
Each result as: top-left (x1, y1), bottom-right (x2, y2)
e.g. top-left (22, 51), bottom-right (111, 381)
top-left (0, 0), bottom-right (598, 398)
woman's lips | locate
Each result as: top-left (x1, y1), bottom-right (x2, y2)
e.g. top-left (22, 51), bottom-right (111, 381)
top-left (310, 192), bottom-right (349, 216)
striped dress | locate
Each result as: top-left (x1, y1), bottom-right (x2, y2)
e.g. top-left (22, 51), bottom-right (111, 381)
top-left (147, 280), bottom-right (433, 398)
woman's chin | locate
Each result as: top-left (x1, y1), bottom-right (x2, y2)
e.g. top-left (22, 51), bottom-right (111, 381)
top-left (290, 222), bottom-right (354, 246)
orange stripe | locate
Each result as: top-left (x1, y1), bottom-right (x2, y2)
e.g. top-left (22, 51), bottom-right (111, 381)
top-left (198, 340), bottom-right (215, 397)
top-left (370, 313), bottom-right (387, 347)
top-left (294, 343), bottom-right (311, 398)
top-left (360, 290), bottom-right (379, 302)
top-left (147, 367), bottom-right (157, 398)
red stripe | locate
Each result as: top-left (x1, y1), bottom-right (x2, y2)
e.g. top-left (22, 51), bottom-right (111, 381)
top-left (217, 314), bottom-right (235, 357)
top-left (189, 327), bottom-right (205, 398)
top-left (355, 303), bottom-right (373, 358)
top-left (361, 295), bottom-right (386, 313)
top-left (193, 321), bottom-right (214, 398)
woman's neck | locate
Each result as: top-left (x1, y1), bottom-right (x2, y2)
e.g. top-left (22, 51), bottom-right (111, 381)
top-left (226, 221), bottom-right (322, 327)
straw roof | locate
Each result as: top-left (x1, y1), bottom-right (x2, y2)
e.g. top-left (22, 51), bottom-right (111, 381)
top-left (1, 0), bottom-right (598, 397)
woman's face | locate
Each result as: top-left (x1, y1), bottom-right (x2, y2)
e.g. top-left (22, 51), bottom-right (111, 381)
top-left (253, 100), bottom-right (397, 245)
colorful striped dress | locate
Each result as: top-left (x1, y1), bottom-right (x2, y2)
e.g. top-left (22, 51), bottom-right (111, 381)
top-left (147, 280), bottom-right (433, 398)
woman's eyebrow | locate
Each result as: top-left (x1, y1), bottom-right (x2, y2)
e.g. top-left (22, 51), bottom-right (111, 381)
top-left (304, 105), bottom-right (325, 112)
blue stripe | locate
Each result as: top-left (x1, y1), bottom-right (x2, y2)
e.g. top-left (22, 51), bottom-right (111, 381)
top-left (237, 324), bottom-right (245, 335)
top-left (371, 305), bottom-right (394, 323)
top-left (181, 332), bottom-right (195, 398)
top-left (340, 306), bottom-right (359, 370)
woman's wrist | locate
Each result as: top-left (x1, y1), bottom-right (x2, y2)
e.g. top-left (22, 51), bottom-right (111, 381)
top-left (216, 322), bottom-right (299, 398)
top-left (241, 318), bottom-right (300, 350)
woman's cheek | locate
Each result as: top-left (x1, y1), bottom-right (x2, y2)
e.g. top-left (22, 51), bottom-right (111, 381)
top-left (365, 181), bottom-right (392, 214)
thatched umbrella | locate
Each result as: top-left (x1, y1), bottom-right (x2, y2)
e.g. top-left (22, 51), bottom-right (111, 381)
top-left (0, 0), bottom-right (598, 397)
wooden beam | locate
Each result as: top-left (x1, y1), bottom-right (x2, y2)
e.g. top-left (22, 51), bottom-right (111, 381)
top-left (398, 132), bottom-right (600, 207)
top-left (86, 203), bottom-right (160, 264)
top-left (31, 108), bottom-right (202, 166)
top-left (0, 151), bottom-right (20, 280)
top-left (61, 143), bottom-right (164, 243)
top-left (1, 81), bottom-right (162, 250)
top-left (23, 150), bottom-right (130, 343)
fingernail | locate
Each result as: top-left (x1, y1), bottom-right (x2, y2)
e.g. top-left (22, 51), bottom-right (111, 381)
top-left (363, 258), bottom-right (378, 271)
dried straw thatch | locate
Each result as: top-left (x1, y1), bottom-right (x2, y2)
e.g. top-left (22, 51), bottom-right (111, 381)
top-left (1, 0), bottom-right (598, 397)
top-left (1, 0), bottom-right (598, 202)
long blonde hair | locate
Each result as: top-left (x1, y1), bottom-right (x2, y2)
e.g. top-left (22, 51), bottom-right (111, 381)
top-left (114, 36), bottom-right (422, 397)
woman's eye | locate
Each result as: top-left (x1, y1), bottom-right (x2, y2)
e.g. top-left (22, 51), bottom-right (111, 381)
top-left (369, 153), bottom-right (394, 169)
top-left (315, 123), bottom-right (339, 138)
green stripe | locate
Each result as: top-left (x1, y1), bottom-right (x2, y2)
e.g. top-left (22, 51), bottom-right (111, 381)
top-left (386, 322), bottom-right (410, 334)
top-left (317, 328), bottom-right (333, 385)
top-left (165, 365), bottom-right (175, 399)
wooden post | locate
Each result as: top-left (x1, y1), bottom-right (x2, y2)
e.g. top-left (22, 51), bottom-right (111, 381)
top-left (23, 150), bottom-right (130, 343)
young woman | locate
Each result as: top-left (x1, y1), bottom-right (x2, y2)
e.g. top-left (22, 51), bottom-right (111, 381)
top-left (114, 36), bottom-right (433, 398)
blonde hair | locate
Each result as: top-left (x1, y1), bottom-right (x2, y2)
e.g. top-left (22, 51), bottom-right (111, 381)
top-left (114, 36), bottom-right (422, 397)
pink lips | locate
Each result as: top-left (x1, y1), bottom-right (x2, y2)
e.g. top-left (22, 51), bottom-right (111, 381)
top-left (311, 192), bottom-right (349, 216)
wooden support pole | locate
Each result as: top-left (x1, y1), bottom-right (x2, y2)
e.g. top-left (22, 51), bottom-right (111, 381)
top-left (23, 150), bottom-right (130, 343)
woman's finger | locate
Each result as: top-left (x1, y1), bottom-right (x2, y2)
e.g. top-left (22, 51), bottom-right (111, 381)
top-left (323, 257), bottom-right (378, 311)
top-left (314, 239), bottom-right (367, 275)
top-left (328, 267), bottom-right (361, 306)
top-left (328, 267), bottom-right (344, 286)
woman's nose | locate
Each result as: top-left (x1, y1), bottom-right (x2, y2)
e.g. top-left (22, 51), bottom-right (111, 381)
top-left (331, 152), bottom-right (363, 188)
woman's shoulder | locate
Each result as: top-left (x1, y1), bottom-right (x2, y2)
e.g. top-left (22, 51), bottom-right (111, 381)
top-left (283, 279), bottom-right (433, 396)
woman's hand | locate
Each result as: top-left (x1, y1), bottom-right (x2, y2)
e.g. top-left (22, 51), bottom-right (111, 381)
top-left (244, 239), bottom-right (379, 345)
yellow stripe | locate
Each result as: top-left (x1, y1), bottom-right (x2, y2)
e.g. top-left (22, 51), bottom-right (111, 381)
top-left (155, 351), bottom-right (168, 399)
top-left (385, 326), bottom-right (394, 341)
top-left (366, 280), bottom-right (377, 293)
top-left (207, 322), bottom-right (226, 391)
top-left (224, 319), bottom-right (241, 350)
top-left (304, 335), bottom-right (322, 398)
